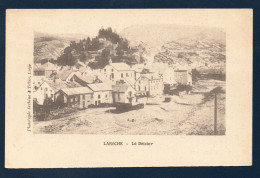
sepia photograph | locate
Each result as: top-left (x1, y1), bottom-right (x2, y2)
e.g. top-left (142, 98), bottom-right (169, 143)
top-left (5, 9), bottom-right (252, 168)
top-left (33, 24), bottom-right (226, 135)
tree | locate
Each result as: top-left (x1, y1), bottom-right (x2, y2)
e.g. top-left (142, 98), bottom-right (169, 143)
top-left (57, 47), bottom-right (77, 66)
top-left (79, 52), bottom-right (87, 63)
top-left (98, 49), bottom-right (110, 68)
top-left (86, 37), bottom-right (91, 49)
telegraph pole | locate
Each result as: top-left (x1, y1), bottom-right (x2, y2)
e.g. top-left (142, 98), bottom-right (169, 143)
top-left (214, 93), bottom-right (218, 135)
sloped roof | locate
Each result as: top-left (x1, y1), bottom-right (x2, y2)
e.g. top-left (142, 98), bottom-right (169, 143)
top-left (34, 63), bottom-right (45, 71)
top-left (79, 66), bottom-right (92, 74)
top-left (141, 73), bottom-right (161, 80)
top-left (87, 83), bottom-right (112, 91)
top-left (61, 87), bottom-right (93, 96)
top-left (45, 62), bottom-right (57, 71)
top-left (56, 68), bottom-right (74, 81)
top-left (34, 62), bottom-right (57, 71)
top-left (110, 63), bottom-right (133, 71)
top-left (45, 79), bottom-right (70, 92)
top-left (120, 78), bottom-right (136, 88)
top-left (131, 64), bottom-right (144, 73)
top-left (76, 74), bottom-right (101, 84)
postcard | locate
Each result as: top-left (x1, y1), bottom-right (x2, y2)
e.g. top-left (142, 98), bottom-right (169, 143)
top-left (5, 9), bottom-right (252, 168)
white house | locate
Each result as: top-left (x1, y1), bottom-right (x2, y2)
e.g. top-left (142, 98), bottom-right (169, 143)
top-left (55, 87), bottom-right (93, 109)
top-left (33, 82), bottom-right (55, 105)
top-left (33, 79), bottom-right (70, 105)
top-left (86, 83), bottom-right (113, 105)
top-left (101, 62), bottom-right (136, 84)
top-left (162, 68), bottom-right (176, 86)
top-left (135, 72), bottom-right (164, 96)
top-left (112, 82), bottom-right (137, 105)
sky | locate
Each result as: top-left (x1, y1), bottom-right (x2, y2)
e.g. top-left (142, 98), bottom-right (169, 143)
top-left (32, 9), bottom-right (229, 37)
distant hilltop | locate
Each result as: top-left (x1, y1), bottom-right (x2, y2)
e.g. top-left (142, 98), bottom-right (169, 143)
top-left (119, 24), bottom-right (225, 47)
top-left (34, 25), bottom-right (226, 69)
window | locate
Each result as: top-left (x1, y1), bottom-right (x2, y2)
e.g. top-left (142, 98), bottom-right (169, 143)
top-left (139, 80), bottom-right (141, 84)
top-left (51, 94), bottom-right (53, 98)
top-left (45, 88), bottom-right (48, 91)
top-left (105, 94), bottom-right (108, 98)
top-left (98, 94), bottom-right (101, 99)
top-left (104, 69), bottom-right (106, 72)
top-left (41, 87), bottom-right (42, 90)
top-left (75, 97), bottom-right (78, 101)
top-left (129, 91), bottom-right (132, 97)
top-left (111, 69), bottom-right (113, 72)
top-left (83, 95), bottom-right (85, 99)
top-left (111, 73), bottom-right (114, 79)
top-left (138, 85), bottom-right (140, 91)
top-left (121, 73), bottom-right (123, 78)
top-left (71, 98), bottom-right (74, 102)
top-left (126, 73), bottom-right (129, 77)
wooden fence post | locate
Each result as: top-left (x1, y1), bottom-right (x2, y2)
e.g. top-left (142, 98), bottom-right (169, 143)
top-left (214, 93), bottom-right (218, 135)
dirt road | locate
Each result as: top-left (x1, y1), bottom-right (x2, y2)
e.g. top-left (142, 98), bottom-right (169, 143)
top-left (34, 79), bottom-right (225, 135)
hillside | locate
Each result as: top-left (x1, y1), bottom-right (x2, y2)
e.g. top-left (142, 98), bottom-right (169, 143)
top-left (34, 25), bottom-right (226, 68)
top-left (34, 32), bottom-right (88, 63)
top-left (119, 24), bottom-right (226, 67)
top-left (34, 38), bottom-right (70, 62)
top-left (119, 24), bottom-right (225, 47)
top-left (154, 39), bottom-right (226, 67)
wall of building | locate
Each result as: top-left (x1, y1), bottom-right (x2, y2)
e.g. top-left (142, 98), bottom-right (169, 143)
top-left (33, 82), bottom-right (54, 105)
top-left (149, 78), bottom-right (164, 96)
top-left (79, 93), bottom-right (93, 108)
top-left (93, 91), bottom-right (113, 105)
top-left (135, 77), bottom-right (150, 96)
top-left (174, 70), bottom-right (192, 85)
top-left (102, 65), bottom-right (136, 83)
top-left (163, 69), bottom-right (176, 85)
top-left (124, 87), bottom-right (137, 105)
top-left (113, 92), bottom-right (125, 103)
top-left (113, 87), bottom-right (137, 105)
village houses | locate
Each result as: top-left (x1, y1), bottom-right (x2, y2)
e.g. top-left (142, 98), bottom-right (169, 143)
top-left (34, 62), bottom-right (57, 79)
top-left (112, 82), bottom-right (137, 105)
top-left (33, 58), bottom-right (193, 108)
top-left (55, 87), bottom-right (93, 108)
top-left (86, 83), bottom-right (113, 105)
top-left (33, 78), bottom-right (69, 105)
top-left (135, 72), bottom-right (164, 96)
top-left (101, 61), bottom-right (136, 84)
